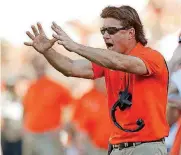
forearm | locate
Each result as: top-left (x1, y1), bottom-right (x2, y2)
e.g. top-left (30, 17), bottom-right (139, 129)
top-left (43, 48), bottom-right (73, 76)
top-left (73, 44), bottom-right (126, 70)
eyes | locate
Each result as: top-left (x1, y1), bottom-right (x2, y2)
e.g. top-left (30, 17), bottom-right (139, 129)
top-left (100, 27), bottom-right (127, 35)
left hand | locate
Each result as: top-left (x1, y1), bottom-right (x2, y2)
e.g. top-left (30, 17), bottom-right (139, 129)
top-left (51, 22), bottom-right (78, 52)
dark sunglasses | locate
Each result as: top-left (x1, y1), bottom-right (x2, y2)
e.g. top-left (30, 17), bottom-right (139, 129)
top-left (100, 27), bottom-right (127, 35)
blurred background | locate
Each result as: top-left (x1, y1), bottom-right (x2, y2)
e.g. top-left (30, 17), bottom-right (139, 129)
top-left (1, 0), bottom-right (181, 155)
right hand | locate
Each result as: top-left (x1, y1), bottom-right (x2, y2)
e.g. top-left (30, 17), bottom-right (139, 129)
top-left (24, 22), bottom-right (57, 54)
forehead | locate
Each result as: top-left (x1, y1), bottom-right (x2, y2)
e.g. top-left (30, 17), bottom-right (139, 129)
top-left (101, 18), bottom-right (122, 27)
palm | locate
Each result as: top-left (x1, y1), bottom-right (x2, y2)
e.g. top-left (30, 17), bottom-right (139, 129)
top-left (24, 23), bottom-right (56, 54)
top-left (33, 34), bottom-right (53, 53)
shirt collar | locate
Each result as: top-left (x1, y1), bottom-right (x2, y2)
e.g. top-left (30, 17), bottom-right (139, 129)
top-left (129, 42), bottom-right (145, 55)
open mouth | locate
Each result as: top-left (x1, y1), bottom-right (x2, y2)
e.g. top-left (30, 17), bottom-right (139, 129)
top-left (106, 43), bottom-right (114, 49)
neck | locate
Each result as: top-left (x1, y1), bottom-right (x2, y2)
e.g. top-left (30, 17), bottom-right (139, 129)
top-left (94, 81), bottom-right (107, 95)
top-left (36, 73), bottom-right (45, 79)
top-left (124, 41), bottom-right (137, 55)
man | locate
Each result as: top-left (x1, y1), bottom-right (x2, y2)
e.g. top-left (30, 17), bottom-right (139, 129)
top-left (25, 5), bottom-right (169, 155)
top-left (22, 56), bottom-right (72, 155)
top-left (167, 67), bottom-right (181, 155)
top-left (1, 78), bottom-right (24, 155)
top-left (72, 79), bottom-right (112, 155)
top-left (167, 34), bottom-right (181, 155)
top-left (167, 66), bottom-right (181, 155)
top-left (168, 32), bottom-right (181, 77)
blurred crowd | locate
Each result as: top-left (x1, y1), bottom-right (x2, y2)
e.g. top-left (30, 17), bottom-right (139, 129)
top-left (1, 0), bottom-right (181, 155)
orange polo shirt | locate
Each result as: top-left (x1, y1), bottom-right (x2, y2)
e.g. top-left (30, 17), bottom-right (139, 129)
top-left (92, 43), bottom-right (169, 144)
top-left (170, 116), bottom-right (181, 155)
top-left (72, 88), bottom-right (112, 149)
top-left (23, 76), bottom-right (72, 132)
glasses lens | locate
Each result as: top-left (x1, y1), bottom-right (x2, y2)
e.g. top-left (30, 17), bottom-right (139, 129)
top-left (100, 27), bottom-right (126, 35)
top-left (107, 27), bottom-right (120, 35)
top-left (100, 28), bottom-right (106, 35)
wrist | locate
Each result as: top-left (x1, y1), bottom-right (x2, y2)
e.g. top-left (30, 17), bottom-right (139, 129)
top-left (43, 48), bottom-right (53, 56)
top-left (71, 42), bottom-right (80, 53)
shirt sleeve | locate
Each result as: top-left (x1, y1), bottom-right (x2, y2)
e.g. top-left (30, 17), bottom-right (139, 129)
top-left (91, 63), bottom-right (105, 79)
top-left (133, 49), bottom-right (167, 76)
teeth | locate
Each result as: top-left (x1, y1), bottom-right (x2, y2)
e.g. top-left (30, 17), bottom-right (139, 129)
top-left (108, 46), bottom-right (113, 50)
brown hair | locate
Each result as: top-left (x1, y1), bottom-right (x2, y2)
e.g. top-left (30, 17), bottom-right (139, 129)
top-left (100, 5), bottom-right (147, 46)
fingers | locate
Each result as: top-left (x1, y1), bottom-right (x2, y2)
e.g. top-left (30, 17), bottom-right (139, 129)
top-left (37, 22), bottom-right (45, 35)
top-left (52, 21), bottom-right (57, 26)
top-left (31, 25), bottom-right (39, 36)
top-left (52, 21), bottom-right (62, 30)
top-left (51, 21), bottom-right (64, 35)
top-left (51, 25), bottom-right (61, 35)
top-left (24, 42), bottom-right (33, 46)
top-left (26, 31), bottom-right (35, 40)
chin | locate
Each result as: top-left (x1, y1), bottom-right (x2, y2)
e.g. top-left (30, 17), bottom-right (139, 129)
top-left (116, 47), bottom-right (125, 54)
top-left (113, 48), bottom-right (122, 53)
top-left (119, 51), bottom-right (125, 54)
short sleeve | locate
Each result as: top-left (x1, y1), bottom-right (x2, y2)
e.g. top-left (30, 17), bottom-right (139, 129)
top-left (92, 63), bottom-right (104, 79)
top-left (133, 49), bottom-right (167, 76)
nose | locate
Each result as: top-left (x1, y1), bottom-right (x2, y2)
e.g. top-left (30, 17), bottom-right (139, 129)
top-left (103, 31), bottom-right (111, 40)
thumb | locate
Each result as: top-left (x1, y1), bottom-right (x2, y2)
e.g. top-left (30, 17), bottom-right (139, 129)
top-left (58, 40), bottom-right (63, 45)
top-left (50, 38), bottom-right (57, 44)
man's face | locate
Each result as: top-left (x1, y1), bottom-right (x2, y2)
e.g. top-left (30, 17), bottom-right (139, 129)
top-left (101, 18), bottom-right (133, 54)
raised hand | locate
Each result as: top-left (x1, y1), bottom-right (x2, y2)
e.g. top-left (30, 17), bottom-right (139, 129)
top-left (51, 22), bottom-right (78, 52)
top-left (24, 23), bottom-right (57, 54)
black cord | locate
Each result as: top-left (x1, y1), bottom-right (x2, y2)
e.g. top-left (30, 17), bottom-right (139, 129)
top-left (110, 73), bottom-right (145, 132)
top-left (111, 100), bottom-right (145, 132)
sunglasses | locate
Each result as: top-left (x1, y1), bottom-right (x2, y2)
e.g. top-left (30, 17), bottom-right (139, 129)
top-left (100, 27), bottom-right (127, 35)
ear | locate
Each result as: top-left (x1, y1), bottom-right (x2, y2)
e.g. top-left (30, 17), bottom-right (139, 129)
top-left (128, 28), bottom-right (135, 40)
